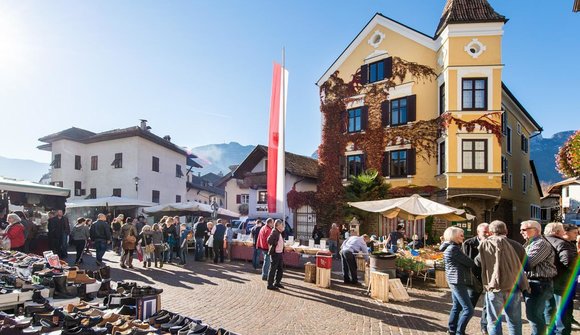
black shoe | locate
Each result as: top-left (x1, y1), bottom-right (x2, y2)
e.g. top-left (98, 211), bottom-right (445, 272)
top-left (266, 286), bottom-right (279, 291)
top-left (32, 290), bottom-right (47, 304)
top-left (274, 283), bottom-right (284, 289)
top-left (116, 305), bottom-right (136, 316)
top-left (161, 315), bottom-right (183, 331)
top-left (185, 323), bottom-right (208, 335)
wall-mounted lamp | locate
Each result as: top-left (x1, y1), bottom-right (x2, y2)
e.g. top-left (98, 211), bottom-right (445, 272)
top-left (134, 177), bottom-right (140, 192)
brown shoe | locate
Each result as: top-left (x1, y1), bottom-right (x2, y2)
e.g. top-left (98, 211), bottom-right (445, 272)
top-left (66, 267), bottom-right (78, 281)
top-left (74, 273), bottom-right (96, 284)
top-left (97, 312), bottom-right (120, 327)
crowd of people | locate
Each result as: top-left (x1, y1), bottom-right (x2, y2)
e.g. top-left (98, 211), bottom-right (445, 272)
top-left (441, 220), bottom-right (579, 335)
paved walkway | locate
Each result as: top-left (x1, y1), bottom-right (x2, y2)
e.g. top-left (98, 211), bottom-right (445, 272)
top-left (73, 249), bottom-right (578, 335)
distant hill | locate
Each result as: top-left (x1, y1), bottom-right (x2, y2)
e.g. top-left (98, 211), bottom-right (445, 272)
top-left (0, 156), bottom-right (49, 182)
top-left (190, 142), bottom-right (255, 175)
top-left (530, 130), bottom-right (575, 185)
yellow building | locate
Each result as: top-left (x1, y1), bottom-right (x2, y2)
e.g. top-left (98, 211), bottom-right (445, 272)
top-left (317, 0), bottom-right (542, 239)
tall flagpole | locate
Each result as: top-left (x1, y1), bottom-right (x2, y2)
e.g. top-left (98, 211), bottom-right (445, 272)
top-left (282, 47), bottom-right (286, 229)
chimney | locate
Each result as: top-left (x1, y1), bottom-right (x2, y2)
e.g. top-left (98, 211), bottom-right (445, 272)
top-left (139, 119), bottom-right (149, 131)
top-left (163, 135), bottom-right (171, 142)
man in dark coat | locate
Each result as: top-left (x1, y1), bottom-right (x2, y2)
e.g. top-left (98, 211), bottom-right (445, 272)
top-left (462, 222), bottom-right (489, 335)
top-left (48, 209), bottom-right (70, 259)
top-left (212, 219), bottom-right (226, 264)
top-left (544, 222), bottom-right (577, 335)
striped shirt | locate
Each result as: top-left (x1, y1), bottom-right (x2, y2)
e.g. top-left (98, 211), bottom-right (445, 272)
top-left (524, 236), bottom-right (557, 280)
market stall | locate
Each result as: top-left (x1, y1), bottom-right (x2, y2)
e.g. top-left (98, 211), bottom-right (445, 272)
top-left (230, 235), bottom-right (330, 268)
top-left (143, 201), bottom-right (240, 220)
top-left (65, 196), bottom-right (155, 223)
top-left (0, 176), bottom-right (71, 254)
top-left (349, 194), bottom-right (471, 286)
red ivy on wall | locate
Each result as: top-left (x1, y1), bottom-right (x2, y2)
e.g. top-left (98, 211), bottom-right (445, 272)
top-left (286, 188), bottom-right (317, 211)
top-left (316, 56), bottom-right (503, 225)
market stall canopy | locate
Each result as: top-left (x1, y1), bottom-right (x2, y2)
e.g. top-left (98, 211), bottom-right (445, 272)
top-left (143, 201), bottom-right (240, 219)
top-left (66, 196), bottom-right (154, 209)
top-left (348, 194), bottom-right (473, 222)
top-left (0, 176), bottom-right (70, 197)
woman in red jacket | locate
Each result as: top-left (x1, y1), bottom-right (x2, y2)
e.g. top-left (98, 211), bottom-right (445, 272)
top-left (1, 213), bottom-right (26, 251)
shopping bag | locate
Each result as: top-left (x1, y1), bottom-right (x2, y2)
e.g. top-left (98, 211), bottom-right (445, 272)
top-left (136, 245), bottom-right (143, 262)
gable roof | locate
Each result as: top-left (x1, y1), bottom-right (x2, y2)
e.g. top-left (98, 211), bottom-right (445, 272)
top-left (232, 145), bottom-right (318, 180)
top-left (38, 126), bottom-right (200, 164)
top-left (435, 0), bottom-right (507, 37)
top-left (187, 174), bottom-right (225, 197)
top-left (547, 177), bottom-right (580, 195)
top-left (316, 13), bottom-right (437, 87)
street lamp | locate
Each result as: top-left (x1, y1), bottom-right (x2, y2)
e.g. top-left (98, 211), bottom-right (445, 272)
top-left (134, 177), bottom-right (140, 192)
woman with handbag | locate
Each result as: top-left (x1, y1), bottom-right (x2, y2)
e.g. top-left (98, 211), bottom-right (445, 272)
top-left (139, 225), bottom-right (155, 268)
top-left (1, 214), bottom-right (25, 251)
top-left (440, 226), bottom-right (476, 335)
top-left (120, 219), bottom-right (138, 269)
top-left (151, 223), bottom-right (165, 268)
top-left (70, 217), bottom-right (90, 265)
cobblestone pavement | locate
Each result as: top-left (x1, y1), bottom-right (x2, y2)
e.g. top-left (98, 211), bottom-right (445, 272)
top-left (75, 249), bottom-right (578, 335)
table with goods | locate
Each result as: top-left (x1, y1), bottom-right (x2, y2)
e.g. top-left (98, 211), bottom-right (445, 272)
top-left (0, 249), bottom-right (239, 334)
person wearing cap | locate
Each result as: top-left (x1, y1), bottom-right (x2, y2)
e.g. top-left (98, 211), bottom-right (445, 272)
top-left (520, 220), bottom-right (557, 335)
top-left (1, 213), bottom-right (26, 251)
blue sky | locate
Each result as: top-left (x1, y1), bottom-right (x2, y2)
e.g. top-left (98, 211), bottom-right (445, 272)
top-left (0, 1), bottom-right (578, 163)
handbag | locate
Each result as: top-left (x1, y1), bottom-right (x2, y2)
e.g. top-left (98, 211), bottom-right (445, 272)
top-left (136, 245), bottom-right (143, 262)
top-left (0, 237), bottom-right (10, 250)
top-left (145, 244), bottom-right (155, 253)
top-left (122, 235), bottom-right (137, 250)
top-left (206, 235), bottom-right (214, 247)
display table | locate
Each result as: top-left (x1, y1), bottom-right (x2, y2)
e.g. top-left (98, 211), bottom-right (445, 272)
top-left (230, 244), bottom-right (302, 268)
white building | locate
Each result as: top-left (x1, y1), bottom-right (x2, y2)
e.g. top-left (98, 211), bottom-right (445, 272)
top-left (547, 177), bottom-right (580, 224)
top-left (185, 172), bottom-right (226, 206)
top-left (222, 145), bottom-right (318, 240)
top-left (38, 121), bottom-right (201, 205)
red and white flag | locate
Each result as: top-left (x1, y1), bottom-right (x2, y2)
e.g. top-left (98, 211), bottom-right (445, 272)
top-left (267, 62), bottom-right (288, 214)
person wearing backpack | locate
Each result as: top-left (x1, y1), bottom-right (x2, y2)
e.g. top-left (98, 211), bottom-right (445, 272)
top-left (193, 217), bottom-right (207, 261)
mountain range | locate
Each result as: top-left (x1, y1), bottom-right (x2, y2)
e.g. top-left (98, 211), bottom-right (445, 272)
top-left (0, 132), bottom-right (574, 187)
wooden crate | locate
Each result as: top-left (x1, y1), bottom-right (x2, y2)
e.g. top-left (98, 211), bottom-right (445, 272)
top-left (370, 271), bottom-right (389, 303)
top-left (316, 267), bottom-right (331, 288)
top-left (435, 269), bottom-right (447, 288)
top-left (304, 263), bottom-right (316, 283)
top-left (388, 278), bottom-right (410, 302)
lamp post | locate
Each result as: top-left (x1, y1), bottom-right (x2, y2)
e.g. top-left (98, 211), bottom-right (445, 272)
top-left (134, 177), bottom-right (140, 192)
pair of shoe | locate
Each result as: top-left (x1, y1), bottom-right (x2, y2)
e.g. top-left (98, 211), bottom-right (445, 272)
top-left (267, 283), bottom-right (284, 290)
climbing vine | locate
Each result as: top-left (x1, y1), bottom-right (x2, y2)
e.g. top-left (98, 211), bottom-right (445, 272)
top-left (316, 56), bottom-right (503, 224)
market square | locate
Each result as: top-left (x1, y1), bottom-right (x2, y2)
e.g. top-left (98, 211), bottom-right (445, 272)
top-left (0, 1), bottom-right (579, 334)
